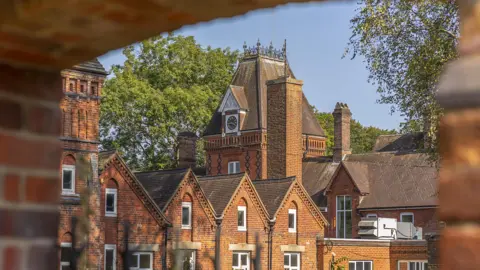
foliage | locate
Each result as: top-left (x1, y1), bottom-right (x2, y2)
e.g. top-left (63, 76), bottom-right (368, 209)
top-left (345, 0), bottom-right (459, 155)
top-left (100, 34), bottom-right (239, 171)
top-left (313, 108), bottom-right (396, 154)
top-left (330, 256), bottom-right (349, 270)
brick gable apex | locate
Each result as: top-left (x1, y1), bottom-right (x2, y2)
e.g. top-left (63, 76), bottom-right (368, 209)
top-left (222, 174), bottom-right (270, 227)
top-left (100, 152), bottom-right (171, 226)
top-left (279, 181), bottom-right (329, 228)
top-left (324, 162), bottom-right (364, 196)
top-left (162, 169), bottom-right (217, 227)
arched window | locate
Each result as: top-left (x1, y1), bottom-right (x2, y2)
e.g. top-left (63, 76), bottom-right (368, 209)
top-left (105, 179), bottom-right (118, 217)
top-left (237, 198), bottom-right (247, 231)
top-left (288, 201), bottom-right (298, 233)
top-left (182, 193), bottom-right (193, 230)
top-left (61, 155), bottom-right (76, 195)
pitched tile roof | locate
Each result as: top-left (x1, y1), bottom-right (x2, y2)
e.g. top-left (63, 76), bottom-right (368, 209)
top-left (373, 133), bottom-right (424, 152)
top-left (72, 59), bottom-right (108, 75)
top-left (198, 173), bottom-right (245, 216)
top-left (135, 168), bottom-right (189, 211)
top-left (342, 161), bottom-right (370, 194)
top-left (302, 157), bottom-right (339, 208)
top-left (230, 85), bottom-right (248, 110)
top-left (252, 177), bottom-right (295, 218)
top-left (343, 152), bottom-right (438, 209)
top-left (204, 55), bottom-right (325, 137)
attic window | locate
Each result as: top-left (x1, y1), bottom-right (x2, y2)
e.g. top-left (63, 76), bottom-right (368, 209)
top-left (237, 206), bottom-right (247, 231)
top-left (288, 209), bottom-right (297, 233)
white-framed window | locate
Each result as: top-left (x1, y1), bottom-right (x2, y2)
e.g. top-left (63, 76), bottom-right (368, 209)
top-left (62, 165), bottom-right (75, 194)
top-left (284, 253), bottom-right (300, 270)
top-left (366, 214), bottom-right (378, 218)
top-left (60, 242), bottom-right (72, 270)
top-left (130, 252), bottom-right (153, 270)
top-left (398, 261), bottom-right (427, 270)
top-left (232, 252), bottom-right (250, 270)
top-left (288, 209), bottom-right (297, 233)
top-left (228, 161), bottom-right (241, 174)
top-left (179, 250), bottom-right (196, 270)
top-left (105, 244), bottom-right (116, 270)
top-left (400, 212), bottom-right (414, 223)
top-left (349, 261), bottom-right (372, 270)
top-left (336, 195), bottom-right (352, 238)
top-left (105, 188), bottom-right (117, 217)
top-left (182, 202), bottom-right (192, 229)
top-left (237, 206), bottom-right (247, 231)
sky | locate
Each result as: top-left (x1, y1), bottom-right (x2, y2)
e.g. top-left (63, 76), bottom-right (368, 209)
top-left (98, 1), bottom-right (404, 131)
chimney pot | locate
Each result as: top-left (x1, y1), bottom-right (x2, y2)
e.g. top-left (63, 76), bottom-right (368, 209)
top-left (333, 102), bottom-right (352, 162)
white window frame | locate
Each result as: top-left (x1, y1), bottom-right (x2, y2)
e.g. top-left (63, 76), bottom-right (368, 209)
top-left (60, 242), bottom-right (72, 269)
top-left (179, 250), bottom-right (196, 270)
top-left (104, 244), bottom-right (116, 270)
top-left (237, 206), bottom-right (247, 231)
top-left (182, 202), bottom-right (192, 229)
top-left (336, 195), bottom-right (352, 238)
top-left (400, 212), bottom-right (414, 223)
top-left (366, 214), bottom-right (378, 218)
top-left (398, 260), bottom-right (427, 270)
top-left (228, 161), bottom-right (241, 174)
top-left (105, 188), bottom-right (118, 217)
top-left (130, 252), bottom-right (153, 270)
top-left (232, 251), bottom-right (250, 270)
top-left (349, 260), bottom-right (373, 270)
top-left (61, 165), bottom-right (75, 194)
top-left (284, 253), bottom-right (300, 270)
top-left (288, 209), bottom-right (297, 233)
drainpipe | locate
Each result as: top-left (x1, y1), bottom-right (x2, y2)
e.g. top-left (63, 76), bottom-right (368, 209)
top-left (215, 218), bottom-right (223, 270)
top-left (268, 220), bottom-right (276, 270)
top-left (162, 225), bottom-right (170, 270)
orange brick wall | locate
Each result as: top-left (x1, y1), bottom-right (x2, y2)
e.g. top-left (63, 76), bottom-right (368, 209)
top-left (218, 180), bottom-right (269, 269)
top-left (163, 173), bottom-right (217, 269)
top-left (272, 188), bottom-right (324, 270)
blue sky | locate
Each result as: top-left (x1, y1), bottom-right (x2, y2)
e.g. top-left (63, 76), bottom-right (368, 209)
top-left (99, 1), bottom-right (403, 131)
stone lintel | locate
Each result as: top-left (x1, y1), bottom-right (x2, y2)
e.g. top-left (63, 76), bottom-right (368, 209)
top-left (280, 244), bottom-right (305, 253)
top-left (128, 244), bottom-right (160, 251)
top-left (172, 241), bottom-right (202, 250)
top-left (229, 243), bottom-right (256, 251)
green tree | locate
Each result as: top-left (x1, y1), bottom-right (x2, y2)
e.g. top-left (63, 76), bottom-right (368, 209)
top-left (313, 108), bottom-right (395, 155)
top-left (100, 34), bottom-right (239, 171)
top-left (345, 0), bottom-right (459, 153)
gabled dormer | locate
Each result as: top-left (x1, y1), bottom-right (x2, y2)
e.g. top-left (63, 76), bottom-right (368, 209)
top-left (218, 85), bottom-right (248, 136)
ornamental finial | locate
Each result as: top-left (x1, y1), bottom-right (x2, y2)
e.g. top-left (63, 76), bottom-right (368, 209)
top-left (243, 41), bottom-right (247, 52)
top-left (256, 39), bottom-right (261, 49)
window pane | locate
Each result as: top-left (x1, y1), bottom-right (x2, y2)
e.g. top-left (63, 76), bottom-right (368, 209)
top-left (240, 254), bottom-right (247, 266)
top-left (130, 254), bottom-right (138, 268)
top-left (402, 214), bottom-right (413, 223)
top-left (139, 254), bottom-right (151, 268)
top-left (106, 193), bottom-right (115, 212)
top-left (235, 162), bottom-right (240, 173)
top-left (182, 206), bottom-right (190, 226)
top-left (291, 254), bottom-right (298, 266)
top-left (337, 196), bottom-right (345, 211)
top-left (365, 262), bottom-right (371, 270)
top-left (345, 196), bottom-right (352, 210)
top-left (284, 254), bottom-right (289, 266)
top-left (63, 170), bottom-right (72, 189)
top-left (181, 250), bottom-right (195, 270)
top-left (356, 262), bottom-right (363, 270)
top-left (337, 211), bottom-right (345, 238)
top-left (349, 262), bottom-right (355, 270)
top-left (409, 262), bottom-right (415, 270)
top-left (105, 249), bottom-right (114, 270)
top-left (61, 247), bottom-right (73, 262)
top-left (288, 213), bottom-right (295, 229)
top-left (229, 163), bottom-right (233, 174)
top-left (233, 254), bottom-right (238, 267)
top-left (346, 211), bottom-right (352, 238)
top-left (238, 210), bottom-right (245, 227)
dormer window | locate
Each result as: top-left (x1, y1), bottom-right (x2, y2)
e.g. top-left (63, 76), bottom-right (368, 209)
top-left (225, 114), bottom-right (239, 134)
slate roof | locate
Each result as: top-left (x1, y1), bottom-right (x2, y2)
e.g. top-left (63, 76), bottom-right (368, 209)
top-left (253, 177), bottom-right (295, 218)
top-left (373, 133), bottom-right (424, 152)
top-left (135, 168), bottom-right (189, 211)
top-left (302, 157), bottom-right (339, 208)
top-left (204, 55), bottom-right (325, 137)
top-left (198, 173), bottom-right (245, 216)
top-left (341, 152), bottom-right (438, 209)
top-left (230, 85), bottom-right (248, 110)
top-left (72, 59), bottom-right (108, 75)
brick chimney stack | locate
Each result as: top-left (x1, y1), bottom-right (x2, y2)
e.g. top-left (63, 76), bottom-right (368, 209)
top-left (266, 77), bottom-right (303, 183)
top-left (177, 132), bottom-right (198, 168)
top-left (333, 102), bottom-right (352, 162)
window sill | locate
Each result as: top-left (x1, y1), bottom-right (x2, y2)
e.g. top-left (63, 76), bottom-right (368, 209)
top-left (288, 229), bottom-right (297, 233)
top-left (60, 194), bottom-right (80, 205)
top-left (181, 226), bottom-right (192, 230)
top-left (237, 227), bottom-right (247, 232)
top-left (105, 213), bottom-right (117, 217)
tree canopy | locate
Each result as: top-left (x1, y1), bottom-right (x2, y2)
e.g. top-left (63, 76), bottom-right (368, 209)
top-left (314, 109), bottom-right (396, 155)
top-left (345, 0), bottom-right (459, 152)
top-left (100, 34), bottom-right (239, 171)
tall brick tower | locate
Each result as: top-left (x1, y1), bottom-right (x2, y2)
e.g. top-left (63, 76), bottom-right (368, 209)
top-left (203, 41), bottom-right (327, 180)
top-left (58, 59), bottom-right (108, 268)
top-left (332, 102), bottom-right (352, 162)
